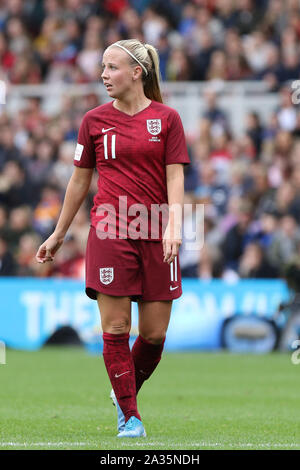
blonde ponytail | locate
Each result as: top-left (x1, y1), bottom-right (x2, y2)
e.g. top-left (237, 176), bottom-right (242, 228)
top-left (143, 43), bottom-right (163, 103)
top-left (109, 39), bottom-right (163, 103)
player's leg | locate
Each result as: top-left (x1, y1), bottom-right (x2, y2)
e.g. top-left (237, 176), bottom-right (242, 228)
top-left (97, 293), bottom-right (142, 430)
top-left (85, 228), bottom-right (145, 435)
top-left (132, 300), bottom-right (172, 394)
top-left (131, 240), bottom-right (182, 394)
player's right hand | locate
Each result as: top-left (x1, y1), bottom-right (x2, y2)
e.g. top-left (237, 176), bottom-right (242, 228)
top-left (35, 234), bottom-right (64, 264)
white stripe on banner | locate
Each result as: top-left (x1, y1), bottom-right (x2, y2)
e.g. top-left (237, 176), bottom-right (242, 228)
top-left (174, 256), bottom-right (177, 282)
top-left (111, 134), bottom-right (116, 159)
top-left (104, 134), bottom-right (108, 159)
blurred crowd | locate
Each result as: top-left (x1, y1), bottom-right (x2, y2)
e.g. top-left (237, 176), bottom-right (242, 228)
top-left (1, 0), bottom-right (300, 281)
top-left (1, 0), bottom-right (300, 86)
top-left (181, 83), bottom-right (300, 281)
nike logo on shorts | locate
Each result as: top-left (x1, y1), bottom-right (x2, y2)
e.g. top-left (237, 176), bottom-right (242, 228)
top-left (170, 286), bottom-right (179, 291)
top-left (102, 127), bottom-right (116, 133)
top-left (114, 371), bottom-right (130, 378)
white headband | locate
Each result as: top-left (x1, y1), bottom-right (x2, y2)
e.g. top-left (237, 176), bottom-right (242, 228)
top-left (111, 43), bottom-right (148, 76)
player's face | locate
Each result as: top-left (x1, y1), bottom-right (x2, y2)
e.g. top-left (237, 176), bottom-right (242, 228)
top-left (101, 47), bottom-right (138, 99)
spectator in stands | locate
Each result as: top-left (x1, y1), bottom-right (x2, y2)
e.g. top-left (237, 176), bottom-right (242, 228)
top-left (265, 130), bottom-right (293, 189)
top-left (25, 139), bottom-right (56, 189)
top-left (16, 232), bottom-right (42, 276)
top-left (243, 31), bottom-right (271, 75)
top-left (166, 47), bottom-right (193, 81)
top-left (255, 44), bottom-right (281, 91)
top-left (209, 131), bottom-right (233, 185)
top-left (178, 3), bottom-right (196, 38)
top-left (195, 160), bottom-right (229, 216)
top-left (222, 198), bottom-right (255, 272)
top-left (276, 86), bottom-right (297, 132)
top-left (51, 234), bottom-right (85, 279)
top-left (0, 122), bottom-right (21, 164)
top-left (33, 185), bottom-right (61, 237)
top-left (216, 0), bottom-right (239, 30)
top-left (5, 205), bottom-right (33, 254)
top-left (23, 97), bottom-right (48, 134)
top-left (0, 235), bottom-right (16, 276)
top-left (228, 160), bottom-right (251, 198)
top-left (250, 209), bottom-right (280, 249)
top-left (287, 164), bottom-right (300, 224)
top-left (180, 195), bottom-right (221, 278)
top-left (201, 87), bottom-right (228, 136)
top-left (0, 32), bottom-right (15, 73)
top-left (207, 50), bottom-right (228, 81)
top-left (49, 140), bottom-right (74, 190)
top-left (225, 28), bottom-right (251, 80)
top-left (0, 204), bottom-right (8, 237)
top-left (238, 242), bottom-right (279, 278)
top-left (142, 7), bottom-right (169, 47)
top-left (234, 0), bottom-right (262, 35)
top-left (218, 194), bottom-right (241, 234)
top-left (5, 16), bottom-right (30, 56)
top-left (274, 182), bottom-right (296, 217)
top-left (76, 29), bottom-right (103, 81)
top-left (69, 204), bottom-right (91, 247)
top-left (268, 214), bottom-right (300, 268)
top-left (0, 160), bottom-right (36, 208)
top-left (118, 7), bottom-right (143, 39)
top-left (247, 162), bottom-right (276, 217)
top-left (197, 244), bottom-right (224, 280)
top-left (245, 111), bottom-right (264, 157)
top-left (191, 28), bottom-right (216, 80)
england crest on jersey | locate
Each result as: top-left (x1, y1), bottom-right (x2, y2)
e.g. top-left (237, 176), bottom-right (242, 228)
top-left (147, 119), bottom-right (161, 135)
top-left (100, 267), bottom-right (114, 285)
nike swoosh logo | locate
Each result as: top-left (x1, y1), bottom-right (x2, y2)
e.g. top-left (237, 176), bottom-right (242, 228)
top-left (170, 286), bottom-right (179, 291)
top-left (102, 127), bottom-right (116, 133)
top-left (114, 371), bottom-right (130, 378)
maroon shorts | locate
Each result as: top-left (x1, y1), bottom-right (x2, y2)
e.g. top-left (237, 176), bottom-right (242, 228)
top-left (85, 226), bottom-right (182, 301)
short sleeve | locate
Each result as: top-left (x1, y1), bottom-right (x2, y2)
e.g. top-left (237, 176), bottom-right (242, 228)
top-left (74, 113), bottom-right (96, 168)
top-left (165, 110), bottom-right (190, 166)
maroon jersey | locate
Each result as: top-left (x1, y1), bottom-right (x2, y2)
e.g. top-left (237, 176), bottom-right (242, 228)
top-left (74, 100), bottom-right (190, 239)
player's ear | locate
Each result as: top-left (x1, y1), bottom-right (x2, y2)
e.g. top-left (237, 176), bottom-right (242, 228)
top-left (132, 65), bottom-right (143, 81)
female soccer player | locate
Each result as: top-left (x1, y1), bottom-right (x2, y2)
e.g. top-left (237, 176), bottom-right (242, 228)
top-left (36, 39), bottom-right (189, 438)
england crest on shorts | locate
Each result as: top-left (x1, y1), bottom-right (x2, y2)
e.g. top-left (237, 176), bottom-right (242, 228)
top-left (147, 119), bottom-right (161, 135)
top-left (100, 267), bottom-right (114, 285)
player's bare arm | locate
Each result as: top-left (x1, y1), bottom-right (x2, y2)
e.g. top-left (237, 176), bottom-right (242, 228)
top-left (163, 163), bottom-right (184, 264)
top-left (36, 167), bottom-right (94, 264)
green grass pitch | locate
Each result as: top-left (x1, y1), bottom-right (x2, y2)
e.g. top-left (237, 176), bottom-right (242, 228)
top-left (0, 346), bottom-right (299, 450)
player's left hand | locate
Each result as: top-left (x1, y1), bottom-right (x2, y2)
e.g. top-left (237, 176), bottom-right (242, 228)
top-left (162, 236), bottom-right (182, 264)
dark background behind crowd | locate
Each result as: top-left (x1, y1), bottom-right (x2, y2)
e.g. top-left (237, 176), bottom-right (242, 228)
top-left (1, 0), bottom-right (300, 282)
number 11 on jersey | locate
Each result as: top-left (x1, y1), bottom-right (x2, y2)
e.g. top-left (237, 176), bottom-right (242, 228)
top-left (104, 134), bottom-right (116, 159)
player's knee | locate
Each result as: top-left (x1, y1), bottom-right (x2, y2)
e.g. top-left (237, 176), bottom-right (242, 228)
top-left (107, 318), bottom-right (130, 335)
top-left (141, 332), bottom-right (166, 345)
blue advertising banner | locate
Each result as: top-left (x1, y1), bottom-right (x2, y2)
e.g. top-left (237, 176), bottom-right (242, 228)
top-left (0, 278), bottom-right (290, 352)
top-left (166, 279), bottom-right (289, 351)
